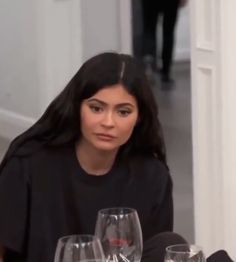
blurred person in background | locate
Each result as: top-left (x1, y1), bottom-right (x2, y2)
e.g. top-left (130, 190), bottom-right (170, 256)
top-left (141, 0), bottom-right (188, 84)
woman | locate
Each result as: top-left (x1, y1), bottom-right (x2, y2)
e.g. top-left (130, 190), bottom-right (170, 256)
top-left (0, 52), bottom-right (173, 262)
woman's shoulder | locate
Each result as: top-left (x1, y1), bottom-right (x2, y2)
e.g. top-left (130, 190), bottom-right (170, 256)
top-left (1, 142), bottom-right (75, 184)
top-left (21, 142), bottom-right (74, 165)
top-left (2, 140), bottom-right (74, 169)
top-left (142, 155), bottom-right (168, 170)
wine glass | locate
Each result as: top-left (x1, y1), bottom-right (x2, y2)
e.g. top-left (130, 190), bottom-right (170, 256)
top-left (165, 244), bottom-right (206, 262)
top-left (95, 207), bottom-right (143, 262)
top-left (54, 234), bottom-right (105, 262)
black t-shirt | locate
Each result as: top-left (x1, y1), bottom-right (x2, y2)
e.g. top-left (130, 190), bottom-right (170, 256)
top-left (0, 145), bottom-right (173, 262)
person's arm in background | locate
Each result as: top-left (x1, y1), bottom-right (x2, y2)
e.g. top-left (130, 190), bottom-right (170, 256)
top-left (0, 245), bottom-right (5, 262)
top-left (179, 0), bottom-right (188, 8)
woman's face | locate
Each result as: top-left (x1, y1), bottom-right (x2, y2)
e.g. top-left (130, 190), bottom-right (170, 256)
top-left (79, 84), bottom-right (139, 153)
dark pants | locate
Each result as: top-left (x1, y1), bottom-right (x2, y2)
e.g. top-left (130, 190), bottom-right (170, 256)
top-left (141, 0), bottom-right (179, 76)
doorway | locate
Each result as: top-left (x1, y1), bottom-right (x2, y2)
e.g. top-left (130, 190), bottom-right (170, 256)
top-left (129, 0), bottom-right (194, 243)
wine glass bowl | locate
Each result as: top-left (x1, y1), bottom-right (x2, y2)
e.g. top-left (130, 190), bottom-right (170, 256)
top-left (54, 234), bottom-right (105, 262)
top-left (165, 244), bottom-right (206, 262)
top-left (95, 207), bottom-right (143, 262)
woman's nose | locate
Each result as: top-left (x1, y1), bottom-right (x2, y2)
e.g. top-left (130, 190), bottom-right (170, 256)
top-left (101, 111), bottom-right (115, 128)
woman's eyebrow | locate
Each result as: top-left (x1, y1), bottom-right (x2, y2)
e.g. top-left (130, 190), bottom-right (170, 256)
top-left (86, 98), bottom-right (135, 108)
top-left (86, 98), bottom-right (106, 105)
top-left (116, 103), bottom-right (135, 108)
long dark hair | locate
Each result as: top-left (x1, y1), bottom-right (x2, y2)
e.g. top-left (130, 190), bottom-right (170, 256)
top-left (1, 52), bottom-right (167, 170)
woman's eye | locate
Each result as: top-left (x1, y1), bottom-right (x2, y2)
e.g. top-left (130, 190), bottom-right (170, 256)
top-left (118, 109), bottom-right (131, 117)
top-left (89, 105), bottom-right (103, 113)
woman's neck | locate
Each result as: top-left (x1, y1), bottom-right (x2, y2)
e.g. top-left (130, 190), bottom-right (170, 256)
top-left (75, 140), bottom-right (118, 176)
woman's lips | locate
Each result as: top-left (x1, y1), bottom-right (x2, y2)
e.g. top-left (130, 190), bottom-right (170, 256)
top-left (95, 133), bottom-right (116, 141)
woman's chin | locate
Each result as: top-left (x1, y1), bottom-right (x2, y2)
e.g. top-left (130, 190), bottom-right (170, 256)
top-left (93, 141), bottom-right (119, 153)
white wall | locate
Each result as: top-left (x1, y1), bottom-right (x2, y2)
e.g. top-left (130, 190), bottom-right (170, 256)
top-left (0, 0), bottom-right (83, 140)
top-left (80, 0), bottom-right (133, 60)
top-left (175, 5), bottom-right (191, 61)
top-left (0, 0), bottom-right (40, 121)
top-left (80, 0), bottom-right (123, 60)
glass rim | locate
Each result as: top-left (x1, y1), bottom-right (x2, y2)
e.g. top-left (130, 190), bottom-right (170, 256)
top-left (78, 260), bottom-right (106, 262)
top-left (58, 234), bottom-right (100, 244)
top-left (166, 244), bottom-right (203, 254)
top-left (98, 207), bottom-right (137, 215)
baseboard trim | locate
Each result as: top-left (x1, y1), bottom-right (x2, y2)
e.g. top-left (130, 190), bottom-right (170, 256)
top-left (0, 108), bottom-right (36, 140)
